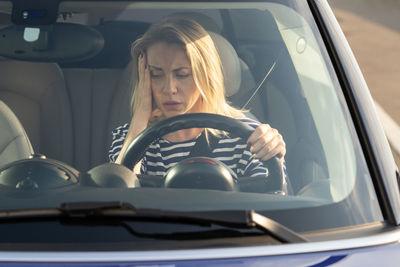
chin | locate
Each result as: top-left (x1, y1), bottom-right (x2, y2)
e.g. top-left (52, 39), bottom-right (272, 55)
top-left (163, 111), bottom-right (184, 118)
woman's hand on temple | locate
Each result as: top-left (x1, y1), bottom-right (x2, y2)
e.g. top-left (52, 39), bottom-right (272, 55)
top-left (247, 124), bottom-right (286, 162)
top-left (115, 53), bottom-right (152, 164)
top-left (135, 52), bottom-right (153, 121)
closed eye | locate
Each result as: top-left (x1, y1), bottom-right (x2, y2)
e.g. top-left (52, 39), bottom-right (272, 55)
top-left (150, 71), bottom-right (163, 78)
top-left (176, 73), bottom-right (190, 78)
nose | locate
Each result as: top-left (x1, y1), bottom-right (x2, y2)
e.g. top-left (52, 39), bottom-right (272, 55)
top-left (163, 74), bottom-right (178, 95)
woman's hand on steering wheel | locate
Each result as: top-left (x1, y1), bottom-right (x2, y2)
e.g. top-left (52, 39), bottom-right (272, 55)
top-left (247, 124), bottom-right (286, 163)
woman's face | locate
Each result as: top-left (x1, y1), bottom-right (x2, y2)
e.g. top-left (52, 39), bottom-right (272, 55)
top-left (146, 42), bottom-right (202, 118)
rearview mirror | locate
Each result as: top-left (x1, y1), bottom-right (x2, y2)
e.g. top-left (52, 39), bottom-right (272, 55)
top-left (0, 23), bottom-right (104, 62)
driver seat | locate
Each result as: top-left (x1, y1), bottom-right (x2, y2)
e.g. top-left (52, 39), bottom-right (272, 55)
top-left (0, 100), bottom-right (33, 166)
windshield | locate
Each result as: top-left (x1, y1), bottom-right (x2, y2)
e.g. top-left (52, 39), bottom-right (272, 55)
top-left (0, 0), bottom-right (382, 238)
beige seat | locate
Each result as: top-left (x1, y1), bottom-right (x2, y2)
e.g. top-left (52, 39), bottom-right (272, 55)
top-left (0, 60), bottom-right (74, 165)
top-left (0, 100), bottom-right (33, 166)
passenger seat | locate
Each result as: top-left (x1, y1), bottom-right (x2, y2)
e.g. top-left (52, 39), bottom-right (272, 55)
top-left (0, 60), bottom-right (74, 165)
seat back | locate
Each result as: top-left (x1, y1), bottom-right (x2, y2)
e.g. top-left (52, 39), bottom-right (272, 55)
top-left (0, 60), bottom-right (74, 165)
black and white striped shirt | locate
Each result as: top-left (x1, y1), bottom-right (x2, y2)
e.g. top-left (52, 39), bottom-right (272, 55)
top-left (109, 118), bottom-right (281, 177)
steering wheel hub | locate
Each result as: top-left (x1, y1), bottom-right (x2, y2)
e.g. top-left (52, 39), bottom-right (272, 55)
top-left (164, 157), bottom-right (238, 191)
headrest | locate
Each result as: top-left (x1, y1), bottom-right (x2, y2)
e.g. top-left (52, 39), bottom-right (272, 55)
top-left (0, 60), bottom-right (65, 101)
top-left (208, 32), bottom-right (242, 97)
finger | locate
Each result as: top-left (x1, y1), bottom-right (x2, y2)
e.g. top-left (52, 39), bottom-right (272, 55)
top-left (143, 63), bottom-right (151, 85)
top-left (258, 144), bottom-right (286, 162)
top-left (138, 55), bottom-right (151, 93)
top-left (138, 53), bottom-right (145, 78)
top-left (252, 131), bottom-right (286, 158)
top-left (145, 77), bottom-right (152, 100)
top-left (143, 55), bottom-right (151, 87)
top-left (247, 124), bottom-right (271, 144)
top-left (249, 128), bottom-right (277, 153)
top-left (259, 143), bottom-right (286, 160)
top-left (251, 133), bottom-right (280, 156)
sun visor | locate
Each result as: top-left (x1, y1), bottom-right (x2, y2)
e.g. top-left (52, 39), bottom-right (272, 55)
top-left (0, 23), bottom-right (104, 62)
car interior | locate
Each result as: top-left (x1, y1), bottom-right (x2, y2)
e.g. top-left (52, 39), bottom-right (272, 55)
top-left (0, 1), bottom-right (386, 239)
top-left (0, 4), bottom-right (332, 196)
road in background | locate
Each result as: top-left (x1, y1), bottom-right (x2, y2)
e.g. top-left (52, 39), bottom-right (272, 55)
top-left (329, 0), bottom-right (400, 166)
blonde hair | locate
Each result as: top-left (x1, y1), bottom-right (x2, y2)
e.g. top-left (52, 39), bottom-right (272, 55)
top-left (130, 16), bottom-right (244, 126)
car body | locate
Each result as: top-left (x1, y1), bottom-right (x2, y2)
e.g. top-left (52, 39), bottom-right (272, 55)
top-left (0, 0), bottom-right (399, 265)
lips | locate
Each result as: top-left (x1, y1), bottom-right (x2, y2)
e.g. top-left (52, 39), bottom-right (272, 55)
top-left (163, 101), bottom-right (182, 110)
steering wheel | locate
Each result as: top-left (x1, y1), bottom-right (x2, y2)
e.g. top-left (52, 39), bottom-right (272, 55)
top-left (120, 113), bottom-right (285, 192)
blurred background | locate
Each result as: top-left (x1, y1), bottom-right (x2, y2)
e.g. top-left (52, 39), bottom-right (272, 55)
top-left (329, 0), bottom-right (400, 166)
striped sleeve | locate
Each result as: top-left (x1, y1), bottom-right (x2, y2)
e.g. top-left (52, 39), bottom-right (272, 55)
top-left (109, 123), bottom-right (129, 162)
top-left (236, 118), bottom-right (287, 180)
top-left (236, 118), bottom-right (267, 177)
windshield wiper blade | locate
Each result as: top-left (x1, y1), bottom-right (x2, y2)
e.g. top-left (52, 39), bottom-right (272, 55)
top-left (61, 201), bottom-right (309, 243)
top-left (250, 211), bottom-right (308, 243)
top-left (1, 201), bottom-right (308, 243)
top-left (0, 201), bottom-right (134, 219)
top-left (60, 201), bottom-right (135, 215)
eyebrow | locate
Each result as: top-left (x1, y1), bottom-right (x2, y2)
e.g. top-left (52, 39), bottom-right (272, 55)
top-left (148, 65), bottom-right (162, 71)
top-left (148, 65), bottom-right (190, 72)
top-left (173, 67), bottom-right (191, 72)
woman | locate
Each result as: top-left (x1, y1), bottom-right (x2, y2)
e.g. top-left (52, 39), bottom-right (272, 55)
top-left (109, 16), bottom-right (286, 180)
